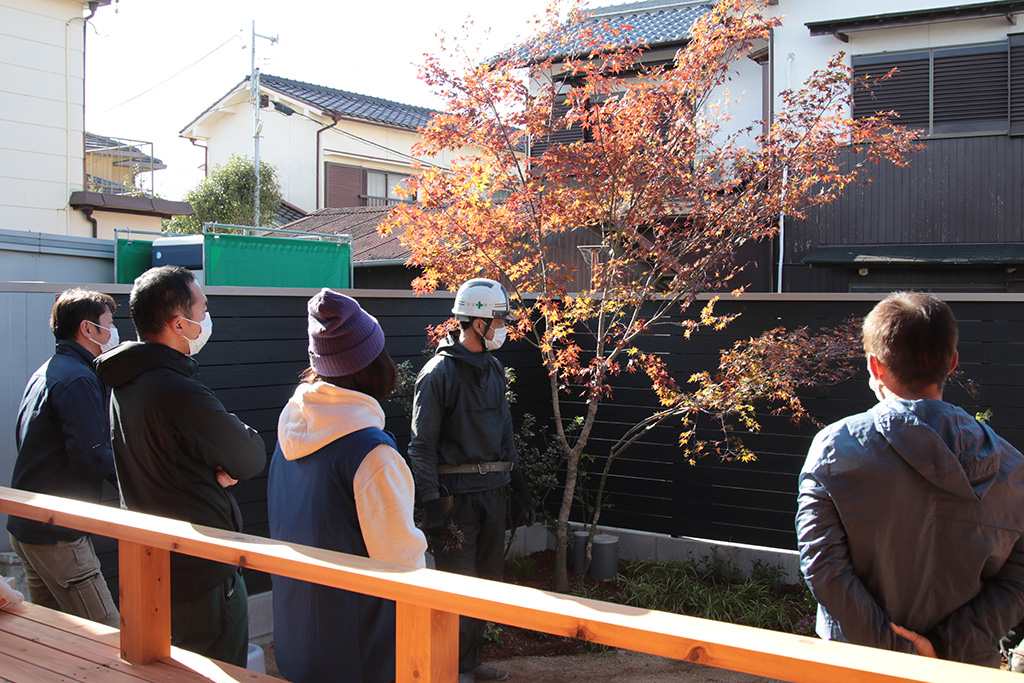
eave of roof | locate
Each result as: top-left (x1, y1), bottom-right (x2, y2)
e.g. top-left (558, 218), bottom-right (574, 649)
top-left (69, 192), bottom-right (194, 219)
top-left (803, 243), bottom-right (1024, 266)
top-left (806, 1), bottom-right (1024, 41)
top-left (181, 75), bottom-right (439, 138)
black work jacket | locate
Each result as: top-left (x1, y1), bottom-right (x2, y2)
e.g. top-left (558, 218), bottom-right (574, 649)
top-left (95, 341), bottom-right (266, 600)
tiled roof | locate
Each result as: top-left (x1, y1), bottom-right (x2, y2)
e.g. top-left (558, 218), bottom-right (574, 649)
top-left (511, 0), bottom-right (712, 63)
top-left (281, 207), bottom-right (410, 263)
top-left (274, 200), bottom-right (307, 227)
top-left (260, 75), bottom-right (438, 130)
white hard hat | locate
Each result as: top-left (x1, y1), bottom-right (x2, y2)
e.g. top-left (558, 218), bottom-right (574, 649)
top-left (452, 278), bottom-right (513, 322)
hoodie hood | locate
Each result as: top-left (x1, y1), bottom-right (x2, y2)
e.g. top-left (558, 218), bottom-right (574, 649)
top-left (277, 381), bottom-right (386, 461)
top-left (873, 399), bottom-right (1002, 500)
top-left (436, 334), bottom-right (491, 372)
top-left (94, 341), bottom-right (196, 388)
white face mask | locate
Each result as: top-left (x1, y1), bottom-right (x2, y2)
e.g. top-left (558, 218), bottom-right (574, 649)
top-left (179, 312), bottom-right (213, 356)
top-left (484, 324), bottom-right (507, 351)
top-left (88, 322), bottom-right (120, 354)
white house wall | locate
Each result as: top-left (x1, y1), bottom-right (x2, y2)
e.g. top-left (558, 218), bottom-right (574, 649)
top-left (194, 86), bottom-right (461, 212)
top-left (765, 1), bottom-right (1024, 117)
top-left (0, 0), bottom-right (92, 237)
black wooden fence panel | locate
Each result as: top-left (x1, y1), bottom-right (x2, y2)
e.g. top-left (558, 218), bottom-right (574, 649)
top-left (92, 291), bottom-right (1024, 594)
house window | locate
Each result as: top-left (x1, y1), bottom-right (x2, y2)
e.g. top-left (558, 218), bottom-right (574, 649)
top-left (365, 171), bottom-right (411, 206)
top-left (853, 41), bottom-right (1014, 136)
top-left (324, 163), bottom-right (411, 208)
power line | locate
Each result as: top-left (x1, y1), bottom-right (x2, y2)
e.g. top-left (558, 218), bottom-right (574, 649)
top-left (104, 34), bottom-right (243, 112)
top-left (282, 107), bottom-right (446, 170)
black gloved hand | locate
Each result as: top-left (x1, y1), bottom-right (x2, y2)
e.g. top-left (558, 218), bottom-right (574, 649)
top-left (421, 497), bottom-right (447, 538)
top-left (510, 468), bottom-right (537, 527)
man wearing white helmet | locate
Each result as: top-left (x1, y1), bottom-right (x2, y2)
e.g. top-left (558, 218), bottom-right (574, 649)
top-left (409, 278), bottom-right (535, 683)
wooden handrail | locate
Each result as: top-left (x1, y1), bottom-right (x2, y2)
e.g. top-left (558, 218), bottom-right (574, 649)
top-left (0, 486), bottom-right (1016, 683)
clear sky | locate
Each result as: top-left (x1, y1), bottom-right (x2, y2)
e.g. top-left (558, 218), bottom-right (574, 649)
top-left (84, 0), bottom-right (561, 201)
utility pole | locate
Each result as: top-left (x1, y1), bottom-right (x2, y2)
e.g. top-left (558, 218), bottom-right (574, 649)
top-left (251, 21), bottom-right (278, 228)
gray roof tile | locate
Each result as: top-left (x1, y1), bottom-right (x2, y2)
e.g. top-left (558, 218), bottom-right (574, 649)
top-left (512, 0), bottom-right (712, 63)
top-left (260, 74), bottom-right (437, 130)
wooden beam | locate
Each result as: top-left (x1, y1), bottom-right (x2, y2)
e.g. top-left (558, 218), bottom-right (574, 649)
top-left (119, 541), bottom-right (171, 663)
top-left (1, 487), bottom-right (1019, 683)
top-left (395, 602), bottom-right (458, 683)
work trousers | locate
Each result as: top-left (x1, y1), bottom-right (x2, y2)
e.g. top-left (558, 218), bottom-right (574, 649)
top-left (9, 533), bottom-right (119, 628)
top-left (171, 569), bottom-right (249, 667)
top-left (434, 486), bottom-right (506, 673)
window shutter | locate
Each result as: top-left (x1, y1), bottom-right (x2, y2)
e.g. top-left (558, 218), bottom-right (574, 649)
top-left (531, 97), bottom-right (586, 158)
top-left (325, 163), bottom-right (364, 208)
top-left (853, 52), bottom-right (930, 130)
top-left (1011, 34), bottom-right (1024, 136)
top-left (933, 44), bottom-right (1008, 134)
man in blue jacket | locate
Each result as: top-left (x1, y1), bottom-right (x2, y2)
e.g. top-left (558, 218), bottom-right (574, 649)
top-left (797, 292), bottom-right (1024, 666)
top-left (7, 288), bottom-right (120, 627)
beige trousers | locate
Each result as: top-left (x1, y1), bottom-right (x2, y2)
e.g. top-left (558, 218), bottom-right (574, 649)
top-left (9, 533), bottom-right (119, 628)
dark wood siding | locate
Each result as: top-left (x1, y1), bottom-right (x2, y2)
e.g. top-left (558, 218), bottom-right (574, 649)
top-left (325, 163), bottom-right (364, 208)
top-left (783, 135), bottom-right (1024, 292)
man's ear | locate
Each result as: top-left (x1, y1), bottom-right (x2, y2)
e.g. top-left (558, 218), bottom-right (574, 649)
top-left (78, 318), bottom-right (93, 339)
top-left (949, 350), bottom-right (959, 376)
top-left (168, 314), bottom-right (187, 337)
top-left (867, 354), bottom-right (884, 381)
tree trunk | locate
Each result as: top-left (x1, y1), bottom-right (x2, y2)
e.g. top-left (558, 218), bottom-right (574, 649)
top-left (554, 448), bottom-right (581, 592)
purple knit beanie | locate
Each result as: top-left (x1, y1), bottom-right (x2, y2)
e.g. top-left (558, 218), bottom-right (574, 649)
top-left (307, 288), bottom-right (385, 377)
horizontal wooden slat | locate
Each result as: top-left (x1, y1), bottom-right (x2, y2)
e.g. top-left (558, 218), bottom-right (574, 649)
top-left (0, 488), bottom-right (1016, 683)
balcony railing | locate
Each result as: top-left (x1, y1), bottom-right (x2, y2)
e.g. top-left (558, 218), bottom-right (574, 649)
top-left (85, 134), bottom-right (166, 196)
top-left (0, 486), bottom-right (1013, 683)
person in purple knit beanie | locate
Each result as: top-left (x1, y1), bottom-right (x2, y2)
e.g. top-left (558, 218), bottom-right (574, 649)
top-left (268, 288), bottom-right (427, 683)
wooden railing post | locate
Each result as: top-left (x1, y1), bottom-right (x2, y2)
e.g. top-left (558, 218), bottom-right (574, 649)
top-left (119, 540), bottom-right (171, 663)
top-left (395, 601), bottom-right (458, 683)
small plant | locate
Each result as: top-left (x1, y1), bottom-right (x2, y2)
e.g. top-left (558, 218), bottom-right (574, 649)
top-left (483, 622), bottom-right (504, 645)
top-left (695, 548), bottom-right (741, 585)
top-left (615, 555), bottom-right (815, 634)
top-left (508, 549), bottom-right (537, 582)
top-left (391, 359), bottom-right (417, 418)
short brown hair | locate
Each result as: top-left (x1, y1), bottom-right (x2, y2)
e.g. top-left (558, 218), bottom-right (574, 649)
top-left (862, 292), bottom-right (958, 391)
top-left (51, 288), bottom-right (116, 341)
top-left (300, 347), bottom-right (398, 401)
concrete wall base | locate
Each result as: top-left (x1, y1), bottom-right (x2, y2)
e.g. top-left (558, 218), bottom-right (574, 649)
top-left (0, 551), bottom-right (27, 596)
top-left (563, 523), bottom-right (801, 583)
top-left (247, 589), bottom-right (274, 646)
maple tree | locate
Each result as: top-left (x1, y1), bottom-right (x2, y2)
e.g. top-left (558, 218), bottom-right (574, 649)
top-left (382, 0), bottom-right (918, 591)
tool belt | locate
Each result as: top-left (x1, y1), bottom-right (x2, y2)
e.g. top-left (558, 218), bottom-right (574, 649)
top-left (437, 461), bottom-right (513, 475)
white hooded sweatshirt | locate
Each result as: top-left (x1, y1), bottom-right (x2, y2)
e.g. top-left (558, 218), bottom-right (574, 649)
top-left (277, 381), bottom-right (426, 568)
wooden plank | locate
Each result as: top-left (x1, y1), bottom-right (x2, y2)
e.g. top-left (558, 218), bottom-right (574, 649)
top-left (0, 650), bottom-right (71, 683)
top-left (5, 603), bottom-right (275, 682)
top-left (395, 602), bottom-right (458, 683)
top-left (119, 541), bottom-right (171, 664)
top-left (0, 628), bottom-right (144, 682)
